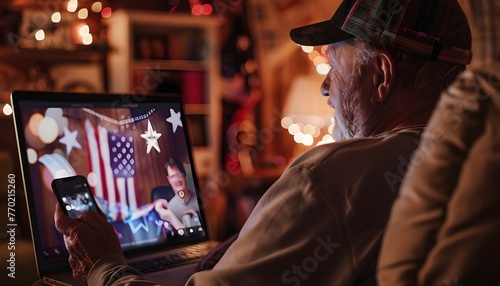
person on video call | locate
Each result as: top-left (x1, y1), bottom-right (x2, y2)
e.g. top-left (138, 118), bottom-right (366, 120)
top-left (54, 0), bottom-right (472, 284)
top-left (154, 158), bottom-right (201, 228)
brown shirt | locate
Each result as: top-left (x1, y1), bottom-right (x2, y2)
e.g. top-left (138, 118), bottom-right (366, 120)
top-left (89, 126), bottom-right (423, 286)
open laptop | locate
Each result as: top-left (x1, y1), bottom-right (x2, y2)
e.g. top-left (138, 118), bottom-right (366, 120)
top-left (11, 90), bottom-right (219, 285)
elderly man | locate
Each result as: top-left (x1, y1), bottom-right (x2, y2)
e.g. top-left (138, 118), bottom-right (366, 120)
top-left (55, 0), bottom-right (472, 285)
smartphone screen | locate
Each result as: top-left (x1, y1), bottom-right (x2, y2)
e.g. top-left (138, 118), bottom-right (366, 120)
top-left (52, 175), bottom-right (99, 218)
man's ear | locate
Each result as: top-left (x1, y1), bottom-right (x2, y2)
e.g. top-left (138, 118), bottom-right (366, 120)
top-left (371, 50), bottom-right (395, 103)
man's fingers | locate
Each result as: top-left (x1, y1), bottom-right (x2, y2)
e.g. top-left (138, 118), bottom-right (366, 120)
top-left (54, 204), bottom-right (79, 236)
top-left (76, 210), bottom-right (114, 234)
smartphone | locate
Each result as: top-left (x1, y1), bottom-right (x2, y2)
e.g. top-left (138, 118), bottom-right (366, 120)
top-left (52, 175), bottom-right (99, 218)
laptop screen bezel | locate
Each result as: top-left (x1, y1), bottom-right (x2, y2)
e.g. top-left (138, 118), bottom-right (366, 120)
top-left (11, 90), bottom-right (211, 276)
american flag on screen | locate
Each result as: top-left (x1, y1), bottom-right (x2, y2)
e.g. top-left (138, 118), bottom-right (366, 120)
top-left (84, 119), bottom-right (139, 220)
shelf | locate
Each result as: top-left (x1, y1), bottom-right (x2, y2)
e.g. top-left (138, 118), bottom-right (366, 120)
top-left (132, 60), bottom-right (209, 71)
top-left (0, 45), bottom-right (107, 63)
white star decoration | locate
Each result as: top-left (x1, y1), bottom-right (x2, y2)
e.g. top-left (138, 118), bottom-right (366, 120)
top-left (166, 109), bottom-right (183, 133)
top-left (59, 127), bottom-right (82, 155)
top-left (140, 120), bottom-right (162, 154)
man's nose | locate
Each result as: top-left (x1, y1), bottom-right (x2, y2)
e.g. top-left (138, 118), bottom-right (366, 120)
top-left (321, 76), bottom-right (330, 96)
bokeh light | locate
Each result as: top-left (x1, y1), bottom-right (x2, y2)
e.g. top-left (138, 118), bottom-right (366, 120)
top-left (301, 46), bottom-right (314, 53)
top-left (78, 8), bottom-right (89, 19)
top-left (87, 172), bottom-right (98, 187)
top-left (82, 34), bottom-right (93, 45)
top-left (288, 123), bottom-right (300, 135)
top-left (67, 0), bottom-right (78, 12)
top-left (101, 7), bottom-right (112, 18)
top-left (281, 117), bottom-right (293, 129)
top-left (316, 63), bottom-right (331, 75)
top-left (92, 2), bottom-right (103, 13)
top-left (27, 148), bottom-right (38, 164)
top-left (38, 117), bottom-right (59, 144)
top-left (35, 30), bottom-right (45, 41)
top-left (28, 113), bottom-right (44, 136)
top-left (79, 24), bottom-right (90, 36)
top-left (294, 132), bottom-right (305, 143)
top-left (51, 12), bottom-right (61, 23)
top-left (2, 103), bottom-right (12, 116)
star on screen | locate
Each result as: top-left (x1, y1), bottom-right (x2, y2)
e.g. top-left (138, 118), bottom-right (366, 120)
top-left (140, 120), bottom-right (162, 154)
top-left (59, 127), bottom-right (82, 155)
top-left (166, 109), bottom-right (183, 133)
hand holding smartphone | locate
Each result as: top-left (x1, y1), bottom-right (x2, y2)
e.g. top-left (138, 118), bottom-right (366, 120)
top-left (52, 175), bottom-right (99, 218)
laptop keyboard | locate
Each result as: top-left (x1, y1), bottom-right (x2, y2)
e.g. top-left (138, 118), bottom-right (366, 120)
top-left (128, 242), bottom-right (216, 274)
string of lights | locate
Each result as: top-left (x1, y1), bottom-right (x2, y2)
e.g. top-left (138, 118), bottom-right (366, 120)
top-left (82, 108), bottom-right (156, 126)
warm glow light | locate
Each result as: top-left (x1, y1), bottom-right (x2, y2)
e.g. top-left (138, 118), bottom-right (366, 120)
top-left (313, 126), bottom-right (321, 137)
top-left (316, 63), bottom-right (331, 75)
top-left (301, 46), bottom-right (314, 53)
top-left (2, 103), bottom-right (12, 116)
top-left (28, 113), bottom-right (44, 136)
top-left (304, 124), bottom-right (316, 136)
top-left (67, 0), bottom-right (78, 12)
top-left (323, 134), bottom-right (334, 141)
top-left (87, 172), bottom-right (98, 187)
top-left (317, 134), bottom-right (335, 145)
top-left (202, 4), bottom-right (213, 15)
top-left (79, 24), bottom-right (90, 36)
top-left (321, 45), bottom-right (328, 54)
top-left (281, 117), bottom-right (293, 129)
top-left (78, 8), bottom-right (89, 19)
top-left (308, 50), bottom-right (319, 61)
top-left (328, 124), bottom-right (334, 134)
top-left (27, 148), bottom-right (38, 164)
top-left (294, 132), bottom-right (305, 143)
top-left (237, 35), bottom-right (251, 52)
top-left (288, 123), bottom-right (300, 135)
top-left (82, 34), bottom-right (93, 45)
top-left (38, 117), bottom-right (59, 144)
top-left (35, 30), bottom-right (45, 41)
top-left (51, 12), bottom-right (61, 23)
top-left (45, 108), bottom-right (64, 135)
top-left (244, 60), bottom-right (258, 74)
top-left (303, 134), bottom-right (314, 146)
top-left (101, 7), bottom-right (112, 18)
top-left (313, 55), bottom-right (327, 66)
top-left (309, 115), bottom-right (326, 129)
top-left (92, 2), bottom-right (103, 12)
top-left (192, 4), bottom-right (203, 16)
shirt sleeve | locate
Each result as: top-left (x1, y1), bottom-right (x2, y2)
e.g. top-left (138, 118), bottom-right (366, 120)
top-left (88, 253), bottom-right (161, 286)
top-left (89, 162), bottom-right (354, 286)
top-left (185, 164), bottom-right (356, 286)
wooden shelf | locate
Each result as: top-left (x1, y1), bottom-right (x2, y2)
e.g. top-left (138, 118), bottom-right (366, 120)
top-left (132, 60), bottom-right (209, 71)
top-left (0, 45), bottom-right (107, 63)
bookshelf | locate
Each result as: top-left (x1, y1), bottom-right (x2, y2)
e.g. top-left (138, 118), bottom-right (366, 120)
top-left (105, 10), bottom-right (221, 179)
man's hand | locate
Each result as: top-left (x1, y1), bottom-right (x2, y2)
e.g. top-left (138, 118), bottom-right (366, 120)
top-left (54, 204), bottom-right (123, 283)
top-left (184, 209), bottom-right (197, 217)
top-left (154, 198), bottom-right (169, 211)
top-left (153, 199), bottom-right (185, 230)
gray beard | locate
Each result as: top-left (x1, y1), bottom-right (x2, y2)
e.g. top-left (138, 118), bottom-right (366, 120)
top-left (332, 89), bottom-right (359, 141)
top-left (332, 117), bottom-right (353, 141)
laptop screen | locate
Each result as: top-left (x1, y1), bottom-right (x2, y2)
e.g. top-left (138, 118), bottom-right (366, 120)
top-left (11, 90), bottom-right (209, 273)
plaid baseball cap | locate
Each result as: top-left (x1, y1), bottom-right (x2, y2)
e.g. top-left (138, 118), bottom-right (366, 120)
top-left (290, 0), bottom-right (472, 65)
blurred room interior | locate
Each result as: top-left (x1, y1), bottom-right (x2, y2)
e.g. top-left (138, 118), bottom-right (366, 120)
top-left (0, 0), bottom-right (496, 284)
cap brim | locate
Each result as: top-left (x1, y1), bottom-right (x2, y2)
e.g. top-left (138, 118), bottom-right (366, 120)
top-left (290, 19), bottom-right (354, 46)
